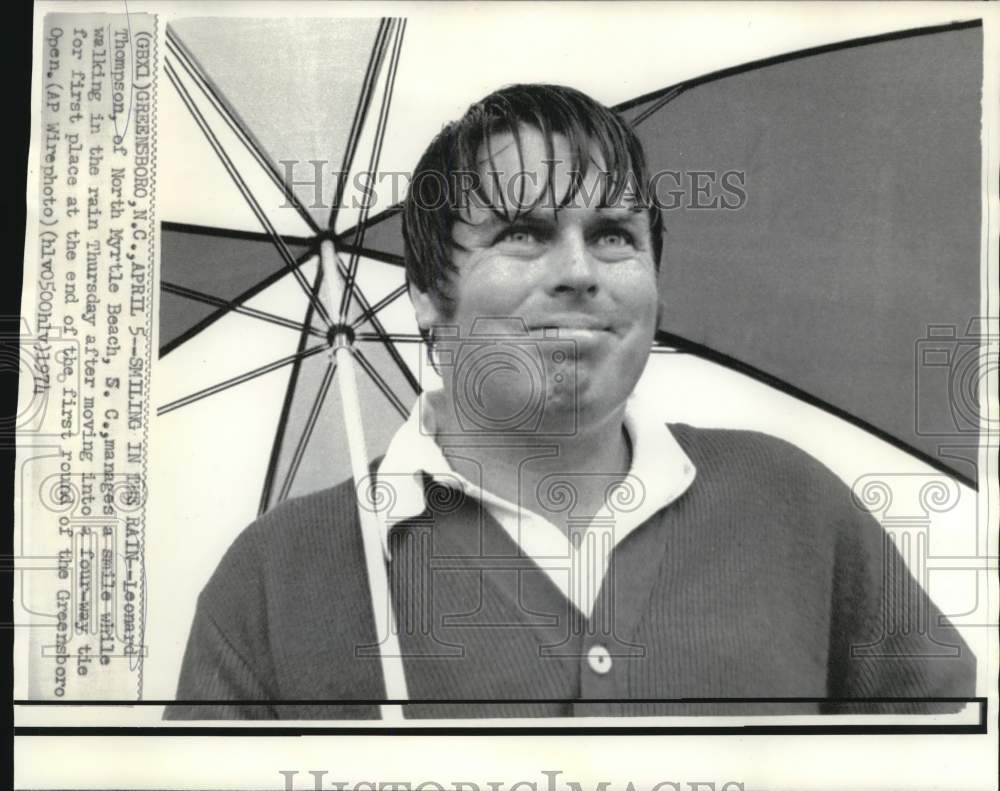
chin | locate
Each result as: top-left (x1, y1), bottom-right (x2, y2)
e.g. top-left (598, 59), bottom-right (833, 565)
top-left (555, 377), bottom-right (625, 424)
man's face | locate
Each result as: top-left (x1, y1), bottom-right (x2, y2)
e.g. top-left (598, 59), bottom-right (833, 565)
top-left (413, 125), bottom-right (659, 434)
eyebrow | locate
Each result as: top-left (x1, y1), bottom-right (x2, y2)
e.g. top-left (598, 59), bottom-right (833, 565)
top-left (456, 203), bottom-right (647, 239)
top-left (593, 203), bottom-right (645, 216)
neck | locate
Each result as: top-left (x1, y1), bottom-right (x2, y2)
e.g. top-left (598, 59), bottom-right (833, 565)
top-left (430, 392), bottom-right (632, 520)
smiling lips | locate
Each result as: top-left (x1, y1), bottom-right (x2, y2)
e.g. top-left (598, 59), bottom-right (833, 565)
top-left (529, 315), bottom-right (614, 333)
top-left (526, 317), bottom-right (616, 352)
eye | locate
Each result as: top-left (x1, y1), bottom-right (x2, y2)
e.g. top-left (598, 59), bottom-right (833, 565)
top-left (492, 224), bottom-right (547, 250)
top-left (592, 225), bottom-right (637, 249)
top-left (597, 229), bottom-right (634, 247)
top-left (498, 228), bottom-right (538, 244)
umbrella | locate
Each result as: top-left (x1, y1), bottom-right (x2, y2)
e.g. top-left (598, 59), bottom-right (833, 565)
top-left (156, 17), bottom-right (986, 707)
top-left (161, 17), bottom-right (415, 716)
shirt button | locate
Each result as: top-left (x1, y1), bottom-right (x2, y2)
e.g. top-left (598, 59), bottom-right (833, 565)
top-left (587, 644), bottom-right (613, 675)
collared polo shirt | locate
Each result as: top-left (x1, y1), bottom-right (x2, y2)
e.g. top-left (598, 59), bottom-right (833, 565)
top-left (376, 381), bottom-right (696, 618)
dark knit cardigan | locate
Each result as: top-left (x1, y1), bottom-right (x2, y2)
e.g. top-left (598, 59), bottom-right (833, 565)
top-left (166, 425), bottom-right (975, 720)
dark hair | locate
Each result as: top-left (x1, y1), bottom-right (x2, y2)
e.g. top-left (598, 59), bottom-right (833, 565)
top-left (402, 83), bottom-right (663, 310)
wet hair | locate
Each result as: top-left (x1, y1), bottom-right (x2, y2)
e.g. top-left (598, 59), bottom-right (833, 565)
top-left (402, 83), bottom-right (663, 312)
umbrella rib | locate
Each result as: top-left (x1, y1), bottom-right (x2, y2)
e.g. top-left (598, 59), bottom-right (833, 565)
top-left (161, 281), bottom-right (325, 339)
top-left (164, 59), bottom-right (333, 328)
top-left (259, 265), bottom-right (326, 515)
top-left (628, 86), bottom-right (685, 128)
top-left (162, 219), bottom-right (313, 247)
top-left (159, 240), bottom-right (317, 358)
top-left (275, 358), bottom-right (339, 504)
top-left (327, 23), bottom-right (418, 395)
top-left (353, 347), bottom-right (410, 420)
top-left (338, 18), bottom-right (406, 322)
top-left (157, 343), bottom-right (328, 416)
top-left (329, 252), bottom-right (421, 394)
top-left (165, 30), bottom-right (322, 236)
top-left (350, 284), bottom-right (408, 331)
top-left (335, 204), bottom-right (402, 251)
top-left (328, 18), bottom-right (393, 229)
top-left (338, 243), bottom-right (404, 269)
top-left (357, 332), bottom-right (422, 343)
top-left (363, 313), bottom-right (421, 394)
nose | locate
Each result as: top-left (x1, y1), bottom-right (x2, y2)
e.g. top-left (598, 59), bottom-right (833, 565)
top-left (548, 231), bottom-right (598, 298)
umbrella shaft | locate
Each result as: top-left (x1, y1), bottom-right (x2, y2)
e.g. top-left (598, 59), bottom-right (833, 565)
top-left (333, 342), bottom-right (410, 717)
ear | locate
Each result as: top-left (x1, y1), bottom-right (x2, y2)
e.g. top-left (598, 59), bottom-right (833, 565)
top-left (408, 282), bottom-right (445, 331)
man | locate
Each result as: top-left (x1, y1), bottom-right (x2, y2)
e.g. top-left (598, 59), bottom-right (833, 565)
top-left (167, 84), bottom-right (975, 720)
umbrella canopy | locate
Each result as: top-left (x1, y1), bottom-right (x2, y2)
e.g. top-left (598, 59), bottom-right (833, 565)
top-left (628, 23), bottom-right (983, 487)
top-left (161, 18), bottom-right (423, 514)
top-left (158, 17), bottom-right (984, 522)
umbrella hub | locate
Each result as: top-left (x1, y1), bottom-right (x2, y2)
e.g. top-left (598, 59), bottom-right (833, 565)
top-left (326, 322), bottom-right (356, 349)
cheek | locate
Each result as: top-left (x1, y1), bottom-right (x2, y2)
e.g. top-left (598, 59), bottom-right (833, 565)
top-left (611, 265), bottom-right (659, 320)
top-left (458, 260), bottom-right (536, 312)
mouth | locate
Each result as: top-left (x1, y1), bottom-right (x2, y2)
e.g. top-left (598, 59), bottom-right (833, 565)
top-left (528, 316), bottom-right (615, 335)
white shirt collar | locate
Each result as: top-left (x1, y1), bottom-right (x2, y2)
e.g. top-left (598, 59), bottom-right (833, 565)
top-left (375, 379), bottom-right (697, 556)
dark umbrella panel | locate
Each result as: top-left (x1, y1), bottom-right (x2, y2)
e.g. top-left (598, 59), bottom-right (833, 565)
top-left (624, 22), bottom-right (983, 487)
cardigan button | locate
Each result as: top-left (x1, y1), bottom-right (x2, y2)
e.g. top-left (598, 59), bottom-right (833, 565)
top-left (587, 643), bottom-right (613, 675)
